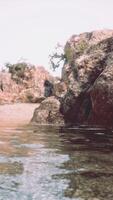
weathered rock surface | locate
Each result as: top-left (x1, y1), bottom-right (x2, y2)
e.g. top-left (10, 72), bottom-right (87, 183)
top-left (60, 29), bottom-right (113, 127)
top-left (0, 66), bottom-right (53, 104)
top-left (30, 78), bottom-right (67, 125)
top-left (53, 79), bottom-right (67, 97)
top-left (31, 96), bottom-right (64, 125)
top-left (90, 64), bottom-right (113, 126)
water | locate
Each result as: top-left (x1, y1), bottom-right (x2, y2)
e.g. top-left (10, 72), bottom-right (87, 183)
top-left (0, 125), bottom-right (113, 200)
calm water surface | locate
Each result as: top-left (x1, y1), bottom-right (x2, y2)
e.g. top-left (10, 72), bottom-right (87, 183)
top-left (0, 125), bottom-right (113, 200)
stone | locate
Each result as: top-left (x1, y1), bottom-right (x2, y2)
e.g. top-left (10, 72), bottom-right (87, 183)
top-left (0, 66), bottom-right (54, 104)
top-left (53, 79), bottom-right (67, 98)
top-left (60, 29), bottom-right (113, 127)
top-left (31, 96), bottom-right (64, 125)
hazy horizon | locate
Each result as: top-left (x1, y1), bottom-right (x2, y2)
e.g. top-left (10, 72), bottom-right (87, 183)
top-left (0, 0), bottom-right (113, 76)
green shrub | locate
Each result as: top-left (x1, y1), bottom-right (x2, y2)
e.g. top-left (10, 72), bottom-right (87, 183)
top-left (5, 62), bottom-right (29, 84)
top-left (65, 45), bottom-right (75, 64)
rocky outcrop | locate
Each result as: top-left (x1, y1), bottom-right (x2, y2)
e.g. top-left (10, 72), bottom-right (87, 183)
top-left (31, 30), bottom-right (113, 126)
top-left (90, 64), bottom-right (113, 127)
top-left (0, 66), bottom-right (53, 104)
top-left (60, 29), bottom-right (113, 127)
top-left (30, 78), bottom-right (67, 125)
top-left (31, 96), bottom-right (64, 125)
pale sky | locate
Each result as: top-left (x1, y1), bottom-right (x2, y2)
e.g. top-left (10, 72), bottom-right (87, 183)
top-left (0, 0), bottom-right (113, 76)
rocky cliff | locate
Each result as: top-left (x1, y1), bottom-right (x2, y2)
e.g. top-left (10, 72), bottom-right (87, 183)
top-left (31, 29), bottom-right (113, 127)
top-left (60, 29), bottom-right (113, 127)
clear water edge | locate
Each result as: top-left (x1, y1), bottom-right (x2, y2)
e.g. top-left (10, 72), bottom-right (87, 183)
top-left (0, 124), bottom-right (112, 200)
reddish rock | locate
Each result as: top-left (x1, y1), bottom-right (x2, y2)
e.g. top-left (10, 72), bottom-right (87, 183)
top-left (90, 65), bottom-right (113, 127)
top-left (0, 66), bottom-right (54, 104)
top-left (61, 29), bottom-right (113, 127)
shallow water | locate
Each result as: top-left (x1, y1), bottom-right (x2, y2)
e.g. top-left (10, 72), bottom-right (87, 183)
top-left (0, 125), bottom-right (113, 200)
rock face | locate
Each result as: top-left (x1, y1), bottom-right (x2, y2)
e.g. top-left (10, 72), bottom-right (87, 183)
top-left (0, 66), bottom-right (53, 104)
top-left (31, 96), bottom-right (64, 125)
top-left (60, 29), bottom-right (113, 127)
top-left (31, 78), bottom-right (67, 125)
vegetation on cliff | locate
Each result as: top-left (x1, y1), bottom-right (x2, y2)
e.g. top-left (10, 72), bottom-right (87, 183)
top-left (5, 62), bottom-right (33, 84)
top-left (0, 62), bottom-right (53, 104)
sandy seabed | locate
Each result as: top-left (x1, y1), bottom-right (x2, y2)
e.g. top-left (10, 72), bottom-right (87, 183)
top-left (0, 103), bottom-right (38, 127)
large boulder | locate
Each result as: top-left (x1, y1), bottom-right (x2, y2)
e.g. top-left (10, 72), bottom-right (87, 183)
top-left (60, 29), bottom-right (113, 127)
top-left (31, 96), bottom-right (64, 125)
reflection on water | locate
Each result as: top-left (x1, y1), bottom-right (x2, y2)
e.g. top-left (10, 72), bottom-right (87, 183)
top-left (0, 125), bottom-right (113, 199)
